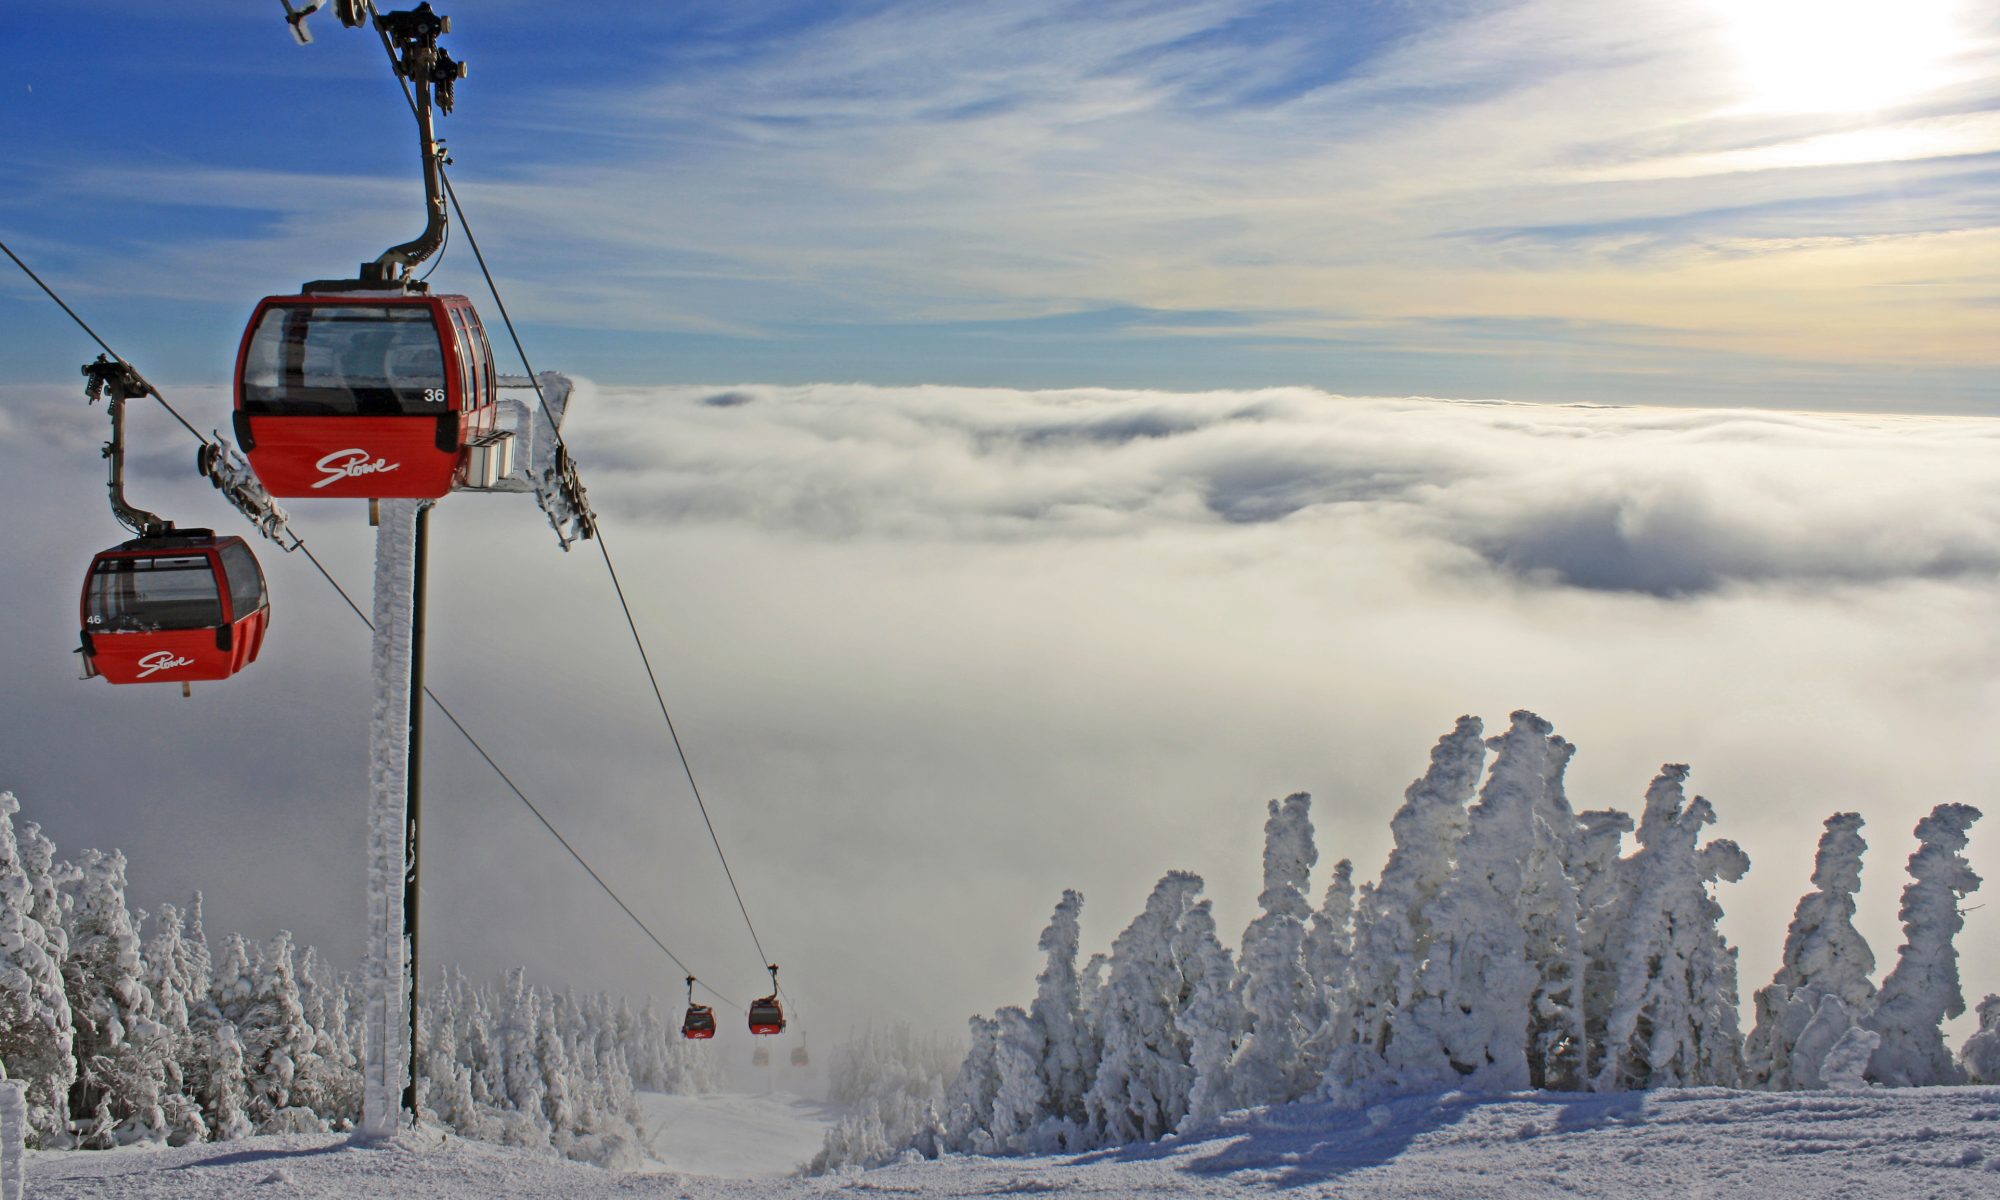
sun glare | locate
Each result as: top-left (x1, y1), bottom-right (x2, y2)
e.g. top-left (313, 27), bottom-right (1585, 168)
top-left (1715, 0), bottom-right (1965, 115)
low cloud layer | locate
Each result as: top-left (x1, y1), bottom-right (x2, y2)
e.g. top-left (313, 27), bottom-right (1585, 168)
top-left (573, 383), bottom-right (2000, 596)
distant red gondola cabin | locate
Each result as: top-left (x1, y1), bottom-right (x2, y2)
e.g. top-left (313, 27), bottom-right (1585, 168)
top-left (682, 1004), bottom-right (717, 1040)
top-left (748, 995), bottom-right (785, 1036)
top-left (80, 531), bottom-right (270, 685)
top-left (233, 292), bottom-right (497, 499)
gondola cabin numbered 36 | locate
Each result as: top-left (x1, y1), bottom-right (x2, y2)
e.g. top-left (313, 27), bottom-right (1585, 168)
top-left (80, 531), bottom-right (270, 686)
top-left (234, 291), bottom-right (500, 499)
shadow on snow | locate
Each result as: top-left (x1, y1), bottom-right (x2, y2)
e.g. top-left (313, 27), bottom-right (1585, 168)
top-left (1069, 1089), bottom-right (1655, 1189)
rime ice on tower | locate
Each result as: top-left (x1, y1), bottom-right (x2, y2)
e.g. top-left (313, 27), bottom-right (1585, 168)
top-left (362, 499), bottom-right (422, 1136)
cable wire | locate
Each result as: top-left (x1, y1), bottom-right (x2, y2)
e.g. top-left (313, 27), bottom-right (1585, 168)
top-left (442, 171), bottom-right (800, 1017)
top-left (367, 7), bottom-right (788, 1015)
top-left (2, 235), bottom-right (737, 1008)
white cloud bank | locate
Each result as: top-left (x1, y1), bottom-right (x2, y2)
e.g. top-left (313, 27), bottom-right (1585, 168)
top-left (574, 383), bottom-right (2000, 595)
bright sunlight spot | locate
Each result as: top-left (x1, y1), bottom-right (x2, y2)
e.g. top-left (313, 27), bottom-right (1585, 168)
top-left (1715, 0), bottom-right (1966, 115)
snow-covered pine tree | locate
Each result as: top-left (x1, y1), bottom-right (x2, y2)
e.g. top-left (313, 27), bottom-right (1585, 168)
top-left (292, 945), bottom-right (358, 1127)
top-left (1959, 994), bottom-right (2000, 1085)
top-left (1517, 721), bottom-right (1589, 1091)
top-left (1573, 808), bottom-right (1633, 1086)
top-left (1082, 871), bottom-right (1205, 1145)
top-left (1743, 812), bottom-right (1876, 1090)
top-left (1028, 890), bottom-right (1093, 1143)
top-left (814, 1022), bottom-right (956, 1170)
top-left (1325, 716), bottom-right (1484, 1103)
top-left (986, 1006), bottom-right (1047, 1152)
top-left (60, 848), bottom-right (170, 1145)
top-left (1593, 766), bottom-right (1750, 1091)
top-left (1229, 794), bottom-right (1319, 1108)
top-left (17, 820), bottom-right (72, 969)
top-left (632, 997), bottom-right (667, 1093)
top-left (199, 1022), bottom-right (253, 1141)
top-left (421, 983), bottom-right (480, 1136)
top-left (497, 967), bottom-right (549, 1142)
top-left (208, 935), bottom-right (253, 1031)
top-left (1300, 858), bottom-right (1355, 1075)
top-left (1078, 952), bottom-right (1109, 1041)
top-left (1866, 803), bottom-right (1984, 1087)
top-left (236, 932), bottom-right (319, 1131)
top-left (0, 792), bottom-right (75, 1147)
top-left (1397, 712), bottom-right (1572, 1093)
top-left (138, 904), bottom-right (205, 1145)
top-left (941, 1013), bottom-right (1000, 1153)
top-left (1175, 896), bottom-right (1241, 1132)
top-left (534, 986), bottom-right (576, 1137)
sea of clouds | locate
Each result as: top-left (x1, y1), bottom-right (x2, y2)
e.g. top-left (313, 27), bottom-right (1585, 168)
top-left (1, 381), bottom-right (1994, 1047)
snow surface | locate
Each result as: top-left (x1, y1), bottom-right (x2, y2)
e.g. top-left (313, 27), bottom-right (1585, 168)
top-left (22, 1086), bottom-right (2000, 1198)
top-left (637, 1091), bottom-right (834, 1179)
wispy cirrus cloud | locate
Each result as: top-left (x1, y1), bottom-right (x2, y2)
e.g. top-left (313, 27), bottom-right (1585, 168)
top-left (6, 0), bottom-right (1998, 406)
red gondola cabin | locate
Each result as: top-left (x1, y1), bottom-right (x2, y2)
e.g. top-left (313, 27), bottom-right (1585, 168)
top-left (80, 531), bottom-right (270, 685)
top-left (748, 994), bottom-right (785, 1036)
top-left (682, 1004), bottom-right (717, 1040)
top-left (233, 292), bottom-right (497, 499)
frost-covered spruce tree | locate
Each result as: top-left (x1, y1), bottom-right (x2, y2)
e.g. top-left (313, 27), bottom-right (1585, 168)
top-left (61, 848), bottom-right (170, 1145)
top-left (208, 934), bottom-right (253, 1030)
top-left (986, 1006), bottom-right (1047, 1151)
top-left (0, 792), bottom-right (75, 1146)
top-left (1229, 794), bottom-right (1319, 1108)
top-left (200, 1021), bottom-right (254, 1141)
top-left (1301, 858), bottom-right (1355, 1071)
top-left (1175, 897), bottom-right (1242, 1132)
top-left (1744, 813), bottom-right (1876, 1090)
top-left (1325, 716), bottom-right (1484, 1103)
top-left (422, 986), bottom-right (481, 1136)
top-left (292, 946), bottom-right (358, 1127)
top-left (1593, 766), bottom-right (1750, 1091)
top-left (1959, 995), bottom-right (2000, 1085)
top-left (534, 988), bottom-right (576, 1136)
top-left (497, 967), bottom-right (549, 1141)
top-left (1029, 890), bottom-right (1094, 1141)
top-left (238, 932), bottom-right (319, 1131)
top-left (1573, 808), bottom-right (1633, 1086)
top-left (1397, 713), bottom-right (1573, 1093)
top-left (1515, 720), bottom-right (1589, 1091)
top-left (631, 997), bottom-right (669, 1093)
top-left (941, 1013), bottom-right (1000, 1153)
top-left (1083, 871), bottom-right (1205, 1145)
top-left (139, 904), bottom-right (206, 1144)
top-left (1867, 803), bottom-right (1983, 1087)
top-left (814, 1022), bottom-right (956, 1170)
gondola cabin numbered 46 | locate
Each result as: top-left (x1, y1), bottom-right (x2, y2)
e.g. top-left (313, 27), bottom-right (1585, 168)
top-left (80, 531), bottom-right (270, 685)
top-left (234, 291), bottom-right (500, 499)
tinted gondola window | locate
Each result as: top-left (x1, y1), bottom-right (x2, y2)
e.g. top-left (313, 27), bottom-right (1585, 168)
top-left (217, 541), bottom-right (267, 620)
top-left (242, 305), bottom-right (449, 416)
top-left (87, 556), bottom-right (224, 631)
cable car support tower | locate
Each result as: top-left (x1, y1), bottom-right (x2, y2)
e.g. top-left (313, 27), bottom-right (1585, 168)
top-left (280, 0), bottom-right (593, 1139)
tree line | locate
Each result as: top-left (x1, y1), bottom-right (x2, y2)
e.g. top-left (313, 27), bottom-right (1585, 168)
top-left (818, 710), bottom-right (1993, 1167)
top-left (0, 790), bottom-right (717, 1165)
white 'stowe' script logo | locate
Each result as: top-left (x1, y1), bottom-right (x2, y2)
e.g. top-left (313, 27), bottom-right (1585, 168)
top-left (314, 448), bottom-right (402, 489)
top-left (136, 650), bottom-right (197, 678)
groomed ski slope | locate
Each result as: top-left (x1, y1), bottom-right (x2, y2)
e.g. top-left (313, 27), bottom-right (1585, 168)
top-left (23, 1086), bottom-right (2000, 1198)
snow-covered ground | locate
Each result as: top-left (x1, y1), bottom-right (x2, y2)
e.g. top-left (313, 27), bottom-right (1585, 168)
top-left (22, 1086), bottom-right (2000, 1198)
top-left (637, 1090), bottom-right (835, 1179)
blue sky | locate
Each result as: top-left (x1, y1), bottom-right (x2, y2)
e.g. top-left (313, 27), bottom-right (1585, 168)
top-left (4, 0), bottom-right (1999, 410)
